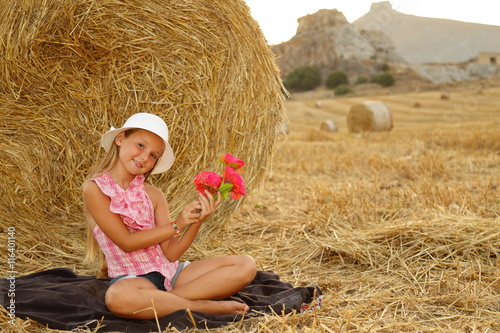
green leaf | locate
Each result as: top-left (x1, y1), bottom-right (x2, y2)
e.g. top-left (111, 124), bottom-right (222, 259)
top-left (220, 191), bottom-right (230, 200)
top-left (219, 183), bottom-right (233, 193)
top-left (218, 182), bottom-right (233, 200)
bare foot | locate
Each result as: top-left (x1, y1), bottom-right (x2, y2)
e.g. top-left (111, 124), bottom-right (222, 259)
top-left (195, 300), bottom-right (249, 315)
top-left (219, 300), bottom-right (249, 315)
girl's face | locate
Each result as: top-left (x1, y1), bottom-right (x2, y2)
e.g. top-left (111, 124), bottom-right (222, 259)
top-left (115, 129), bottom-right (165, 175)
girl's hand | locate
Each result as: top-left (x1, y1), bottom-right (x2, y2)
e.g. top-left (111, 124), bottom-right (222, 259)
top-left (197, 190), bottom-right (222, 222)
top-left (175, 200), bottom-right (202, 231)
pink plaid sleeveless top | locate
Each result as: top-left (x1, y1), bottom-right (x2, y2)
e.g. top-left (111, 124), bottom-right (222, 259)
top-left (91, 172), bottom-right (178, 290)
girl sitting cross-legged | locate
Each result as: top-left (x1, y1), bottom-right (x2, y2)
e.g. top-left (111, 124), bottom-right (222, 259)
top-left (82, 112), bottom-right (257, 319)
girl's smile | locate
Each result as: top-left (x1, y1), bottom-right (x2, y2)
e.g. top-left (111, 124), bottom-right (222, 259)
top-left (132, 158), bottom-right (143, 169)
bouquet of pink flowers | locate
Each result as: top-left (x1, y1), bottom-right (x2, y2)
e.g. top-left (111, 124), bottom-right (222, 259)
top-left (178, 154), bottom-right (246, 241)
top-left (193, 153), bottom-right (246, 200)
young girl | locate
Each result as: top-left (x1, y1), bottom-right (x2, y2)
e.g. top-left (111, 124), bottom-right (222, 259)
top-left (82, 113), bottom-right (256, 319)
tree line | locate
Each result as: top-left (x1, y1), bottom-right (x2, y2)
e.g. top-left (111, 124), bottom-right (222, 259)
top-left (283, 65), bottom-right (395, 95)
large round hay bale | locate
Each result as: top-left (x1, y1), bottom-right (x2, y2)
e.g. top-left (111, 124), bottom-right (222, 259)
top-left (346, 101), bottom-right (393, 133)
top-left (0, 0), bottom-right (285, 247)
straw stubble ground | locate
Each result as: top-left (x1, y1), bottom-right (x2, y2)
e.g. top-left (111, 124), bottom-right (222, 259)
top-left (2, 82), bottom-right (500, 332)
top-left (199, 82), bottom-right (500, 332)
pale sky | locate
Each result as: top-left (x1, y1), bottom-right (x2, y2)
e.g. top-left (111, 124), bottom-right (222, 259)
top-left (244, 0), bottom-right (500, 45)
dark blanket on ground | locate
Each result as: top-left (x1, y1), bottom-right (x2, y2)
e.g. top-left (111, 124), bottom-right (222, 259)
top-left (1, 268), bottom-right (321, 332)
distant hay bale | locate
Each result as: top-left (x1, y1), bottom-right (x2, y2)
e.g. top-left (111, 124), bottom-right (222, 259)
top-left (320, 120), bottom-right (338, 132)
top-left (441, 93), bottom-right (450, 100)
top-left (347, 101), bottom-right (393, 133)
top-left (0, 0), bottom-right (286, 239)
top-left (413, 101), bottom-right (421, 108)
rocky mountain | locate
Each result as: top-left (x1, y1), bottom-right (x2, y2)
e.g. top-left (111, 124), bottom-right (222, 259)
top-left (271, 3), bottom-right (500, 84)
top-left (271, 8), bottom-right (405, 78)
top-left (353, 2), bottom-right (500, 64)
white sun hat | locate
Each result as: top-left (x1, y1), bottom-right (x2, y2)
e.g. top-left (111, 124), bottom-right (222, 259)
top-left (101, 113), bottom-right (175, 174)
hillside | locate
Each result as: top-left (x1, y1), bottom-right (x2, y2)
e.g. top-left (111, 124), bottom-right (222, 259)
top-left (271, 2), bottom-right (500, 84)
top-left (354, 1), bottom-right (500, 64)
top-left (271, 8), bottom-right (405, 78)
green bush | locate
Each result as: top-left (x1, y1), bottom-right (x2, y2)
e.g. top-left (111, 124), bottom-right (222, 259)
top-left (325, 70), bottom-right (348, 89)
top-left (371, 72), bottom-right (395, 87)
top-left (283, 65), bottom-right (321, 92)
top-left (380, 63), bottom-right (390, 72)
top-left (334, 84), bottom-right (353, 96)
top-left (355, 76), bottom-right (369, 85)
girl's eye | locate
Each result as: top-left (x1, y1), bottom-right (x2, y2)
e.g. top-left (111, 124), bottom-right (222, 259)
top-left (151, 153), bottom-right (157, 160)
top-left (138, 143), bottom-right (144, 148)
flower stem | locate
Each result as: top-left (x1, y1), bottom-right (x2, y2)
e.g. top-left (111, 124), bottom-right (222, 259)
top-left (177, 208), bottom-right (201, 242)
top-left (177, 225), bottom-right (190, 242)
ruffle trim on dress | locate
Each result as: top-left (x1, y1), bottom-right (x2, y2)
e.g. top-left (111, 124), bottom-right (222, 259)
top-left (92, 173), bottom-right (155, 230)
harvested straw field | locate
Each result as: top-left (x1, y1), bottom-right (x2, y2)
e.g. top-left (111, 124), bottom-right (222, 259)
top-left (1, 0), bottom-right (500, 332)
top-left (3, 75), bottom-right (500, 331)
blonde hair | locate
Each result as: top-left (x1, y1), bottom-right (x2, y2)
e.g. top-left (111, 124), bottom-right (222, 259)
top-left (83, 129), bottom-right (156, 277)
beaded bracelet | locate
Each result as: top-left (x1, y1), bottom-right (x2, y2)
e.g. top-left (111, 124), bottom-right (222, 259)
top-left (171, 221), bottom-right (181, 236)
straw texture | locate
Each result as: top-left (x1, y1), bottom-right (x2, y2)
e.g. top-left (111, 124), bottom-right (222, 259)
top-left (0, 0), bottom-right (286, 242)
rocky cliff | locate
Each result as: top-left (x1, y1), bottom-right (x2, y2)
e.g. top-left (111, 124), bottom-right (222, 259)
top-left (271, 3), bottom-right (500, 84)
top-left (353, 1), bottom-right (500, 64)
top-left (271, 9), bottom-right (405, 78)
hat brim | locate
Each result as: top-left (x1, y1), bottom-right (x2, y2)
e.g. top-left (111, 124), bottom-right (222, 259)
top-left (101, 127), bottom-right (174, 174)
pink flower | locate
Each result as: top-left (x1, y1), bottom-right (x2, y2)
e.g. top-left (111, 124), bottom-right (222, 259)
top-left (183, 157), bottom-right (247, 242)
top-left (222, 166), bottom-right (246, 200)
top-left (221, 153), bottom-right (245, 171)
top-left (193, 171), bottom-right (222, 195)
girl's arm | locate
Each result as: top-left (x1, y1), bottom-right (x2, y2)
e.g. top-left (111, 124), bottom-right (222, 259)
top-left (147, 184), bottom-right (200, 261)
top-left (151, 187), bottom-right (221, 262)
top-left (82, 181), bottom-right (196, 253)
